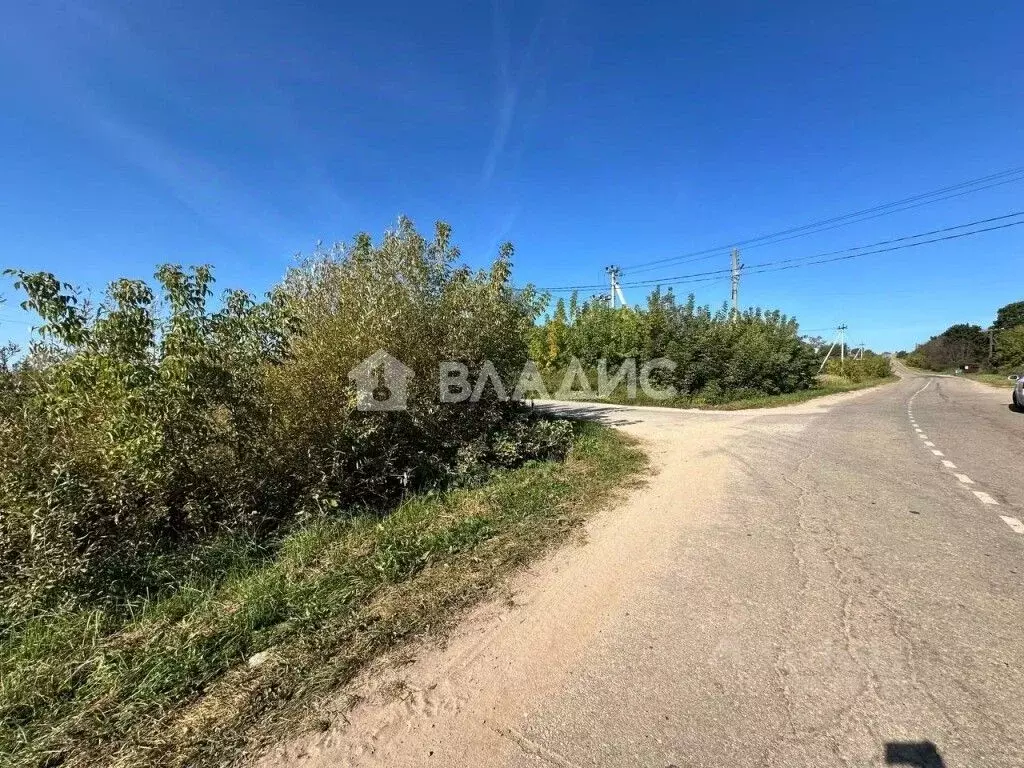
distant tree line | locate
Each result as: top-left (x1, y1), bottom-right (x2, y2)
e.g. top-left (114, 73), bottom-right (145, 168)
top-left (905, 300), bottom-right (1024, 372)
top-left (531, 288), bottom-right (828, 403)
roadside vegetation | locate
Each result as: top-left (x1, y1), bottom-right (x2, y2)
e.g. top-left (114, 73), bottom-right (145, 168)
top-left (963, 373), bottom-right (1016, 389)
top-left (903, 300), bottom-right (1024, 376)
top-left (531, 289), bottom-right (891, 408)
top-left (0, 216), bottom-right (880, 764)
top-left (547, 360), bottom-right (893, 411)
top-left (0, 420), bottom-right (642, 767)
top-left (0, 219), bottom-right (648, 766)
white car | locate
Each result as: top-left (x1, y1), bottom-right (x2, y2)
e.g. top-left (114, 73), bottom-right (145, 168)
top-left (1011, 374), bottom-right (1024, 410)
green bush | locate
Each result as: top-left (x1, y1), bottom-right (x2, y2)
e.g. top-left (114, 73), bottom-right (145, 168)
top-left (534, 288), bottom-right (819, 401)
top-left (824, 354), bottom-right (892, 382)
top-left (0, 219), bottom-right (561, 618)
top-left (0, 266), bottom-right (296, 613)
top-left (265, 218), bottom-right (550, 510)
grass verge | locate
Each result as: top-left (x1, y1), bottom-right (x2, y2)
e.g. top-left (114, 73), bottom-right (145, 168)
top-left (699, 375), bottom-right (898, 410)
top-left (964, 373), bottom-right (1016, 389)
top-left (554, 375), bottom-right (897, 411)
top-left (0, 421), bottom-right (646, 768)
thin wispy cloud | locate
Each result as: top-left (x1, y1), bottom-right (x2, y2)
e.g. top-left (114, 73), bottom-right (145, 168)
top-left (88, 113), bottom-right (292, 249)
top-left (481, 0), bottom-right (548, 187)
top-left (480, 205), bottom-right (522, 264)
top-left (0, 2), bottom-right (336, 253)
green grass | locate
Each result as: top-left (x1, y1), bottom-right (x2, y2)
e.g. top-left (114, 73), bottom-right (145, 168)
top-left (694, 376), bottom-right (897, 410)
top-left (964, 372), bottom-right (1017, 388)
top-left (0, 421), bottom-right (646, 768)
top-left (551, 374), bottom-right (897, 411)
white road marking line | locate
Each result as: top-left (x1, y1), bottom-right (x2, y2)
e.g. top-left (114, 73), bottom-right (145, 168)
top-left (1000, 516), bottom-right (1024, 534)
top-left (918, 434), bottom-right (928, 440)
top-left (942, 460), bottom-right (957, 469)
top-left (973, 490), bottom-right (998, 505)
top-left (953, 473), bottom-right (974, 484)
top-left (931, 449), bottom-right (944, 456)
top-left (914, 428), bottom-right (923, 433)
top-left (924, 441), bottom-right (935, 447)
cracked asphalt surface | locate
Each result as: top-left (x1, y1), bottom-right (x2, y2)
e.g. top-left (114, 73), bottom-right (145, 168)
top-left (260, 365), bottom-right (1023, 768)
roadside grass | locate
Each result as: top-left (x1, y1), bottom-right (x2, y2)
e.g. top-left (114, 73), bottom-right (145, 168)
top-left (694, 375), bottom-right (897, 410)
top-left (0, 421), bottom-right (646, 768)
top-left (548, 374), bottom-right (897, 411)
top-left (964, 372), bottom-right (1016, 389)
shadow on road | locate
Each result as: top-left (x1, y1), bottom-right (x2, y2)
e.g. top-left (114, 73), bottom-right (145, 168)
top-left (885, 741), bottom-right (946, 767)
top-left (1008, 403), bottom-right (1023, 414)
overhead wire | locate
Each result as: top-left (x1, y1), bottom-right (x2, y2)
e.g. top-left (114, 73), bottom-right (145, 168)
top-left (537, 212), bottom-right (1024, 293)
top-left (618, 166), bottom-right (1024, 275)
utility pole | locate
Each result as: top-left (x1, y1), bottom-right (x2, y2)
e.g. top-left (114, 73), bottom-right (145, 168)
top-left (817, 324), bottom-right (849, 374)
top-left (605, 265), bottom-right (627, 309)
top-left (730, 249), bottom-right (742, 321)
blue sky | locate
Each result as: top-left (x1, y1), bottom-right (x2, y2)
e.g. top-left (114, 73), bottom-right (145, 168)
top-left (1, 0), bottom-right (1022, 351)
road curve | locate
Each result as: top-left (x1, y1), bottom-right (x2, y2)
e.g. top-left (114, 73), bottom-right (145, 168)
top-left (259, 368), bottom-right (1024, 768)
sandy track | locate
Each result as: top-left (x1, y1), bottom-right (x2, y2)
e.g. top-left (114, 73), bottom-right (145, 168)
top-left (255, 377), bottom-right (1024, 767)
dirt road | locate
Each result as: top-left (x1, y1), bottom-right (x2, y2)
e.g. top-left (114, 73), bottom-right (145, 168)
top-left (257, 368), bottom-right (1024, 767)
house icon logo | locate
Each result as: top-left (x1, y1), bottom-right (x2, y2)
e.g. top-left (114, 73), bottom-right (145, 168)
top-left (347, 349), bottom-right (414, 411)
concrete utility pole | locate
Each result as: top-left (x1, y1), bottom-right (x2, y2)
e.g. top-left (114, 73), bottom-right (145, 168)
top-left (817, 324), bottom-right (849, 374)
top-left (605, 265), bottom-right (627, 309)
top-left (730, 249), bottom-right (742, 321)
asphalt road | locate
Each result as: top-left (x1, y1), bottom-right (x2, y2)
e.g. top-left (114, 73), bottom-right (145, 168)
top-left (262, 366), bottom-right (1024, 768)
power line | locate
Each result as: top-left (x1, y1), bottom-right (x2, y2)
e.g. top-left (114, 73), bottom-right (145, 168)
top-left (0, 315), bottom-right (34, 327)
top-left (539, 212), bottom-right (1024, 292)
top-left (738, 218), bottom-right (1024, 281)
top-left (625, 175), bottom-right (1024, 276)
top-left (724, 210), bottom-right (1024, 275)
top-left (543, 275), bottom-right (730, 294)
top-left (619, 166), bottom-right (1024, 275)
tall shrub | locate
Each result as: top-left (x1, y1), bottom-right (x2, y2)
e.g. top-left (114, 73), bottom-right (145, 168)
top-left (0, 267), bottom-right (294, 611)
top-left (541, 288), bottom-right (818, 399)
top-left (267, 217), bottom-right (552, 507)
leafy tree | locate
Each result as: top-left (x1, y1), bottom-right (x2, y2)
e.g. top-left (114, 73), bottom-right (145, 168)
top-left (544, 298), bottom-right (569, 368)
top-left (993, 300), bottom-right (1024, 331)
top-left (995, 325), bottom-right (1024, 370)
top-left (908, 323), bottom-right (988, 370)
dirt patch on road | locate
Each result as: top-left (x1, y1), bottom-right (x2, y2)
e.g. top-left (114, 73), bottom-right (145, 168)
top-left (253, 410), bottom-right (735, 767)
